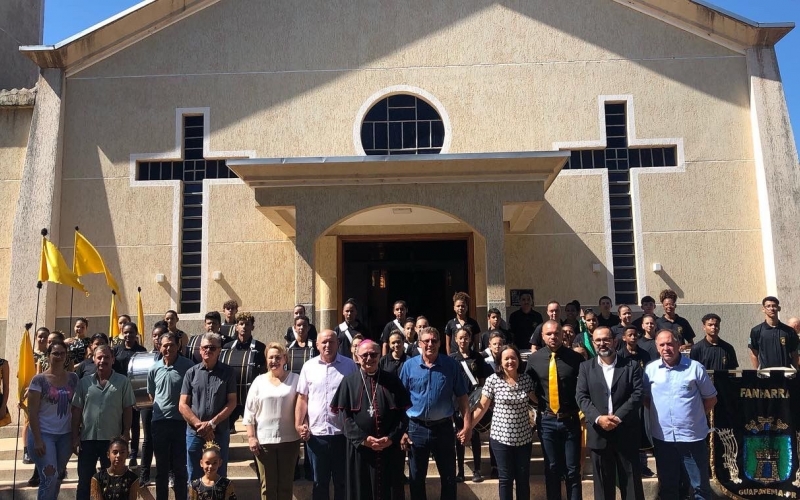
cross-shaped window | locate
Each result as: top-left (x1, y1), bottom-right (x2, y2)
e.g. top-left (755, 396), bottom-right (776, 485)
top-left (564, 103), bottom-right (678, 305)
top-left (136, 115), bottom-right (236, 313)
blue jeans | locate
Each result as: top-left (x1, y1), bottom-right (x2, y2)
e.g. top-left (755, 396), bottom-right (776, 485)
top-left (305, 434), bottom-right (346, 500)
top-left (537, 413), bottom-right (582, 500)
top-left (407, 419), bottom-right (457, 500)
top-left (653, 438), bottom-right (711, 500)
top-left (153, 419), bottom-right (188, 500)
top-left (186, 427), bottom-right (230, 480)
top-left (26, 430), bottom-right (72, 500)
top-left (77, 440), bottom-right (111, 500)
top-left (490, 438), bottom-right (532, 500)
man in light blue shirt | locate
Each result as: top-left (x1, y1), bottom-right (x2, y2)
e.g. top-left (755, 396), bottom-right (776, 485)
top-left (644, 329), bottom-right (717, 500)
top-left (399, 327), bottom-right (470, 500)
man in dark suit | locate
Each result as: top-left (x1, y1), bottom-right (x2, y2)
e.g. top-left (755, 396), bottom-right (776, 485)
top-left (576, 326), bottom-right (645, 500)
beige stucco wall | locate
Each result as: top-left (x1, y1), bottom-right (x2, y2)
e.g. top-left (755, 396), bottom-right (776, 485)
top-left (51, 0), bottom-right (763, 322)
top-left (0, 107), bottom-right (32, 320)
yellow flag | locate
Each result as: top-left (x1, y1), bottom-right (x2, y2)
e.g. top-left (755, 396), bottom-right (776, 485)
top-left (74, 230), bottom-right (120, 296)
top-left (137, 287), bottom-right (145, 344)
top-left (110, 292), bottom-right (120, 339)
top-left (39, 237), bottom-right (88, 294)
top-left (17, 327), bottom-right (36, 402)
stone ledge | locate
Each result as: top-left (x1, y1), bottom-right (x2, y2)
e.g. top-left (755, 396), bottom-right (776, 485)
top-left (0, 87), bottom-right (36, 107)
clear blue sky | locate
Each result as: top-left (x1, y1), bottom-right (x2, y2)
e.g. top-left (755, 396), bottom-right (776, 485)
top-left (43, 0), bottom-right (800, 151)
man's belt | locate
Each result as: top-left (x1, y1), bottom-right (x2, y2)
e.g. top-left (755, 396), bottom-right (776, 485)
top-left (410, 416), bottom-right (452, 427)
top-left (541, 410), bottom-right (579, 421)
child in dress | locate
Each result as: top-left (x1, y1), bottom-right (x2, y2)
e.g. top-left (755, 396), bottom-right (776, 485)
top-left (91, 437), bottom-right (139, 500)
top-left (190, 442), bottom-right (237, 500)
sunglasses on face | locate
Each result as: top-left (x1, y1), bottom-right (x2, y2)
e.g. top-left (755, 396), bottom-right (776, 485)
top-left (200, 345), bottom-right (219, 351)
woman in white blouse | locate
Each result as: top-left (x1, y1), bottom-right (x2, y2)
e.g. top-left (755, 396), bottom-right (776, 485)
top-left (243, 342), bottom-right (301, 500)
top-left (471, 344), bottom-right (537, 500)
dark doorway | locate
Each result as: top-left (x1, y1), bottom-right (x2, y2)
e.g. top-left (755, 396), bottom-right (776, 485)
top-left (341, 238), bottom-right (472, 340)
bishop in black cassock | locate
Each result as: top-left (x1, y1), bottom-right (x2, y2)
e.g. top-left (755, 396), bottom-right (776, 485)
top-left (331, 340), bottom-right (410, 500)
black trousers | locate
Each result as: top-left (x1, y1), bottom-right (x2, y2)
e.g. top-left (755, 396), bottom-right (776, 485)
top-left (139, 407), bottom-right (154, 470)
top-left (152, 419), bottom-right (188, 500)
top-left (590, 443), bottom-right (645, 500)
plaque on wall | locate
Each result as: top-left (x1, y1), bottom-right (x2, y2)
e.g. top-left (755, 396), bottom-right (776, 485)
top-left (510, 289), bottom-right (534, 307)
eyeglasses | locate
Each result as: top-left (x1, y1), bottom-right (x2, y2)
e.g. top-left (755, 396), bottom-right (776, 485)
top-left (419, 338), bottom-right (439, 345)
top-left (200, 345), bottom-right (219, 351)
top-left (592, 338), bottom-right (613, 344)
top-left (359, 352), bottom-right (379, 360)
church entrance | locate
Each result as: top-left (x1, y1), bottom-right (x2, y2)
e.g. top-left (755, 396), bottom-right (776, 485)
top-left (340, 235), bottom-right (473, 339)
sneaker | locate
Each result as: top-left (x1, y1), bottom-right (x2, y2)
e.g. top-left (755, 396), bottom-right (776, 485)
top-left (27, 469), bottom-right (40, 487)
top-left (23, 448), bottom-right (33, 465)
top-left (168, 472), bottom-right (175, 489)
top-left (472, 471), bottom-right (484, 483)
top-left (129, 457), bottom-right (138, 468)
top-left (642, 466), bottom-right (656, 478)
top-left (139, 468), bottom-right (151, 487)
top-left (490, 467), bottom-right (499, 479)
top-left (455, 473), bottom-right (465, 483)
top-left (229, 428), bottom-right (237, 434)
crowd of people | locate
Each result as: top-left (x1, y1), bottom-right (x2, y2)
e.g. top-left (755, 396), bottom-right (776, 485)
top-left (14, 290), bottom-right (800, 500)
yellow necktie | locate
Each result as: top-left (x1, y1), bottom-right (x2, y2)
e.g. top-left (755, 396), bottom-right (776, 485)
top-left (549, 352), bottom-right (560, 413)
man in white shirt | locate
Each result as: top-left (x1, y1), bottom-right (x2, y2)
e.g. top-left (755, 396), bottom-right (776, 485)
top-left (295, 329), bottom-right (357, 500)
top-left (576, 326), bottom-right (645, 500)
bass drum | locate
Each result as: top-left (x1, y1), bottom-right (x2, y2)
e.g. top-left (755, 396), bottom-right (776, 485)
top-left (218, 348), bottom-right (258, 406)
top-left (127, 352), bottom-right (160, 410)
top-left (468, 387), bottom-right (492, 434)
top-left (186, 335), bottom-right (204, 364)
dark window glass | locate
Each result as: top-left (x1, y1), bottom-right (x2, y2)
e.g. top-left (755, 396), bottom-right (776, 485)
top-left (362, 94), bottom-right (444, 155)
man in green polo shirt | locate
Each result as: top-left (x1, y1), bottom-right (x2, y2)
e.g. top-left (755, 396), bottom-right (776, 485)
top-left (71, 344), bottom-right (136, 499)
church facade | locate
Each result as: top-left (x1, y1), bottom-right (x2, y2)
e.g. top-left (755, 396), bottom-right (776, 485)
top-left (1, 0), bottom-right (798, 402)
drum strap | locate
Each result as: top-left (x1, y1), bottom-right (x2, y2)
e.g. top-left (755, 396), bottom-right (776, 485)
top-left (231, 338), bottom-right (257, 351)
top-left (339, 322), bottom-right (353, 343)
top-left (288, 340), bottom-right (297, 349)
top-left (393, 319), bottom-right (403, 331)
top-left (460, 360), bottom-right (479, 387)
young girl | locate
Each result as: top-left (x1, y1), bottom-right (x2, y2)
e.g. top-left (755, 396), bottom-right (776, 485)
top-left (190, 442), bottom-right (237, 500)
top-left (444, 291), bottom-right (481, 355)
top-left (379, 331), bottom-right (409, 376)
top-left (90, 437), bottom-right (139, 500)
top-left (402, 317), bottom-right (418, 357)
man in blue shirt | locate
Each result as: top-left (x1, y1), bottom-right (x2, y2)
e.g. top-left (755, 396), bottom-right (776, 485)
top-left (399, 327), bottom-right (470, 500)
top-left (644, 329), bottom-right (717, 500)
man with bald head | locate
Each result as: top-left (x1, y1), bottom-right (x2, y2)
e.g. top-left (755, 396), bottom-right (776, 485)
top-left (332, 340), bottom-right (410, 499)
top-left (645, 330), bottom-right (717, 500)
top-left (526, 320), bottom-right (584, 500)
top-left (296, 329), bottom-right (358, 500)
top-left (788, 317), bottom-right (800, 335)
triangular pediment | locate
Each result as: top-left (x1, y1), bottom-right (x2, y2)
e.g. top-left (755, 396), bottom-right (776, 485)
top-left (21, 0), bottom-right (793, 75)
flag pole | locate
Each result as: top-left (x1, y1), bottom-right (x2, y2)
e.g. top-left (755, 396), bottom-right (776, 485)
top-left (12, 322), bottom-right (33, 499)
top-left (68, 226), bottom-right (79, 329)
top-left (34, 281), bottom-right (42, 333)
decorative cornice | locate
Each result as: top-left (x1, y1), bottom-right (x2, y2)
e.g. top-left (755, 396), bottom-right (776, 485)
top-left (0, 87), bottom-right (37, 108)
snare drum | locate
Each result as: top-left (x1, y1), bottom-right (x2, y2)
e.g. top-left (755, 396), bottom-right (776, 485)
top-left (186, 334), bottom-right (204, 364)
top-left (468, 387), bottom-right (492, 433)
top-left (127, 352), bottom-right (160, 409)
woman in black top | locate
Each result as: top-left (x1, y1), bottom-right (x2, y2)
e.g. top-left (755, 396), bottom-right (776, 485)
top-left (450, 325), bottom-right (492, 483)
top-left (379, 331), bottom-right (409, 376)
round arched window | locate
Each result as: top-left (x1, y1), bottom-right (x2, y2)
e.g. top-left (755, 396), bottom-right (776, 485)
top-left (360, 94), bottom-right (445, 155)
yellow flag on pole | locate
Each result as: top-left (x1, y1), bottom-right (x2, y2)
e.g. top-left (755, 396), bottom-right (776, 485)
top-left (74, 230), bottom-right (120, 296)
top-left (110, 292), bottom-right (120, 339)
top-left (137, 287), bottom-right (145, 344)
top-left (17, 325), bottom-right (36, 402)
top-left (39, 236), bottom-right (88, 294)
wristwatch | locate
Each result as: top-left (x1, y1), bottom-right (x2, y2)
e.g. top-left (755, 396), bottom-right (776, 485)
top-left (209, 419), bottom-right (217, 430)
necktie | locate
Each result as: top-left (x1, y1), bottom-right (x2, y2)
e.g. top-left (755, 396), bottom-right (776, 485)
top-left (549, 352), bottom-right (560, 413)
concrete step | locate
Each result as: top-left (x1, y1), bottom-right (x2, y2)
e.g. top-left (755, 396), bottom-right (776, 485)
top-left (0, 476), bottom-right (661, 499)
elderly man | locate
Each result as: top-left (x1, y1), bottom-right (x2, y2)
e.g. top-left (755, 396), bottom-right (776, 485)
top-left (576, 326), bottom-right (644, 500)
top-left (148, 331), bottom-right (194, 499)
top-left (525, 320), bottom-right (583, 500)
top-left (399, 326), bottom-right (470, 500)
top-left (645, 330), bottom-right (717, 500)
top-left (179, 332), bottom-right (237, 480)
top-left (332, 340), bottom-right (410, 500)
top-left (296, 329), bottom-right (358, 500)
top-left (71, 344), bottom-right (136, 499)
